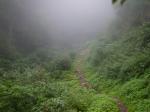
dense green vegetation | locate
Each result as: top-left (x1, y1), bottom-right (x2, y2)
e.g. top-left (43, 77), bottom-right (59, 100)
top-left (0, 49), bottom-right (74, 111)
top-left (89, 23), bottom-right (150, 80)
top-left (0, 46), bottom-right (120, 112)
top-left (85, 22), bottom-right (150, 112)
top-left (0, 0), bottom-right (150, 112)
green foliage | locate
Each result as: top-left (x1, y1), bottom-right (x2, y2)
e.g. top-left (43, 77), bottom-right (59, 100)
top-left (88, 23), bottom-right (150, 80)
top-left (88, 95), bottom-right (119, 112)
top-left (33, 98), bottom-right (65, 112)
top-left (86, 22), bottom-right (150, 112)
top-left (0, 84), bottom-right (36, 112)
top-left (0, 1), bottom-right (150, 111)
top-left (0, 81), bottom-right (69, 112)
top-left (118, 79), bottom-right (150, 112)
top-left (120, 79), bottom-right (149, 99)
top-left (0, 48), bottom-right (77, 112)
top-left (63, 88), bottom-right (94, 112)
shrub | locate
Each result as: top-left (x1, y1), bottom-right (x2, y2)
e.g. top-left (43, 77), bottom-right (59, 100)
top-left (88, 23), bottom-right (150, 80)
top-left (0, 84), bottom-right (37, 112)
top-left (118, 79), bottom-right (150, 112)
top-left (33, 98), bottom-right (65, 112)
top-left (87, 95), bottom-right (119, 112)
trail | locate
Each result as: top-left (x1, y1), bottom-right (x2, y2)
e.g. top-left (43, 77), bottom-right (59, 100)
top-left (74, 48), bottom-right (128, 112)
top-left (75, 68), bottom-right (91, 89)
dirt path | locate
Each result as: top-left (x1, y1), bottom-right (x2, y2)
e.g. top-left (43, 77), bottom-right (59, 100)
top-left (74, 49), bottom-right (128, 112)
top-left (75, 68), bottom-right (92, 89)
top-left (114, 98), bottom-right (128, 112)
top-left (75, 67), bottom-right (128, 112)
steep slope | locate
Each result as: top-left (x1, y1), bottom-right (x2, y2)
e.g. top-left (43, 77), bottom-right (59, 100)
top-left (86, 23), bottom-right (150, 112)
top-left (74, 49), bottom-right (128, 112)
top-left (89, 23), bottom-right (150, 80)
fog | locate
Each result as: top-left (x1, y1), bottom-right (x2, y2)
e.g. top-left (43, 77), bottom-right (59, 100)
top-left (20, 0), bottom-right (116, 45)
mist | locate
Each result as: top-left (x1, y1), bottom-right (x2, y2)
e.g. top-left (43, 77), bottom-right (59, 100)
top-left (21, 0), bottom-right (116, 46)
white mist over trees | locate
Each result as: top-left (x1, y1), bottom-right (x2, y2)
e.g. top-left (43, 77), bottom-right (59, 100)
top-left (0, 0), bottom-right (150, 112)
top-left (20, 0), bottom-right (116, 46)
top-left (0, 0), bottom-right (116, 56)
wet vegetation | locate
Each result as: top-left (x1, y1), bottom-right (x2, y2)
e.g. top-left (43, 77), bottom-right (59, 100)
top-left (0, 0), bottom-right (150, 112)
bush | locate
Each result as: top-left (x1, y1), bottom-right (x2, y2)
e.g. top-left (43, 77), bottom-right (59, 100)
top-left (87, 95), bottom-right (119, 112)
top-left (33, 98), bottom-right (65, 112)
top-left (0, 84), bottom-right (37, 112)
top-left (88, 23), bottom-right (150, 80)
top-left (63, 88), bottom-right (94, 112)
top-left (119, 79), bottom-right (149, 99)
top-left (118, 79), bottom-right (150, 112)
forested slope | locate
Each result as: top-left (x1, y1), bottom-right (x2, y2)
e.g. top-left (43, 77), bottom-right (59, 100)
top-left (89, 23), bottom-right (150, 80)
top-left (0, 0), bottom-right (150, 112)
top-left (86, 19), bottom-right (150, 112)
top-left (81, 1), bottom-right (150, 111)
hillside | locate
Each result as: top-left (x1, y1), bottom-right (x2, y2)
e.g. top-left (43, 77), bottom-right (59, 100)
top-left (85, 23), bottom-right (150, 112)
top-left (0, 23), bottom-right (149, 112)
top-left (0, 0), bottom-right (150, 112)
